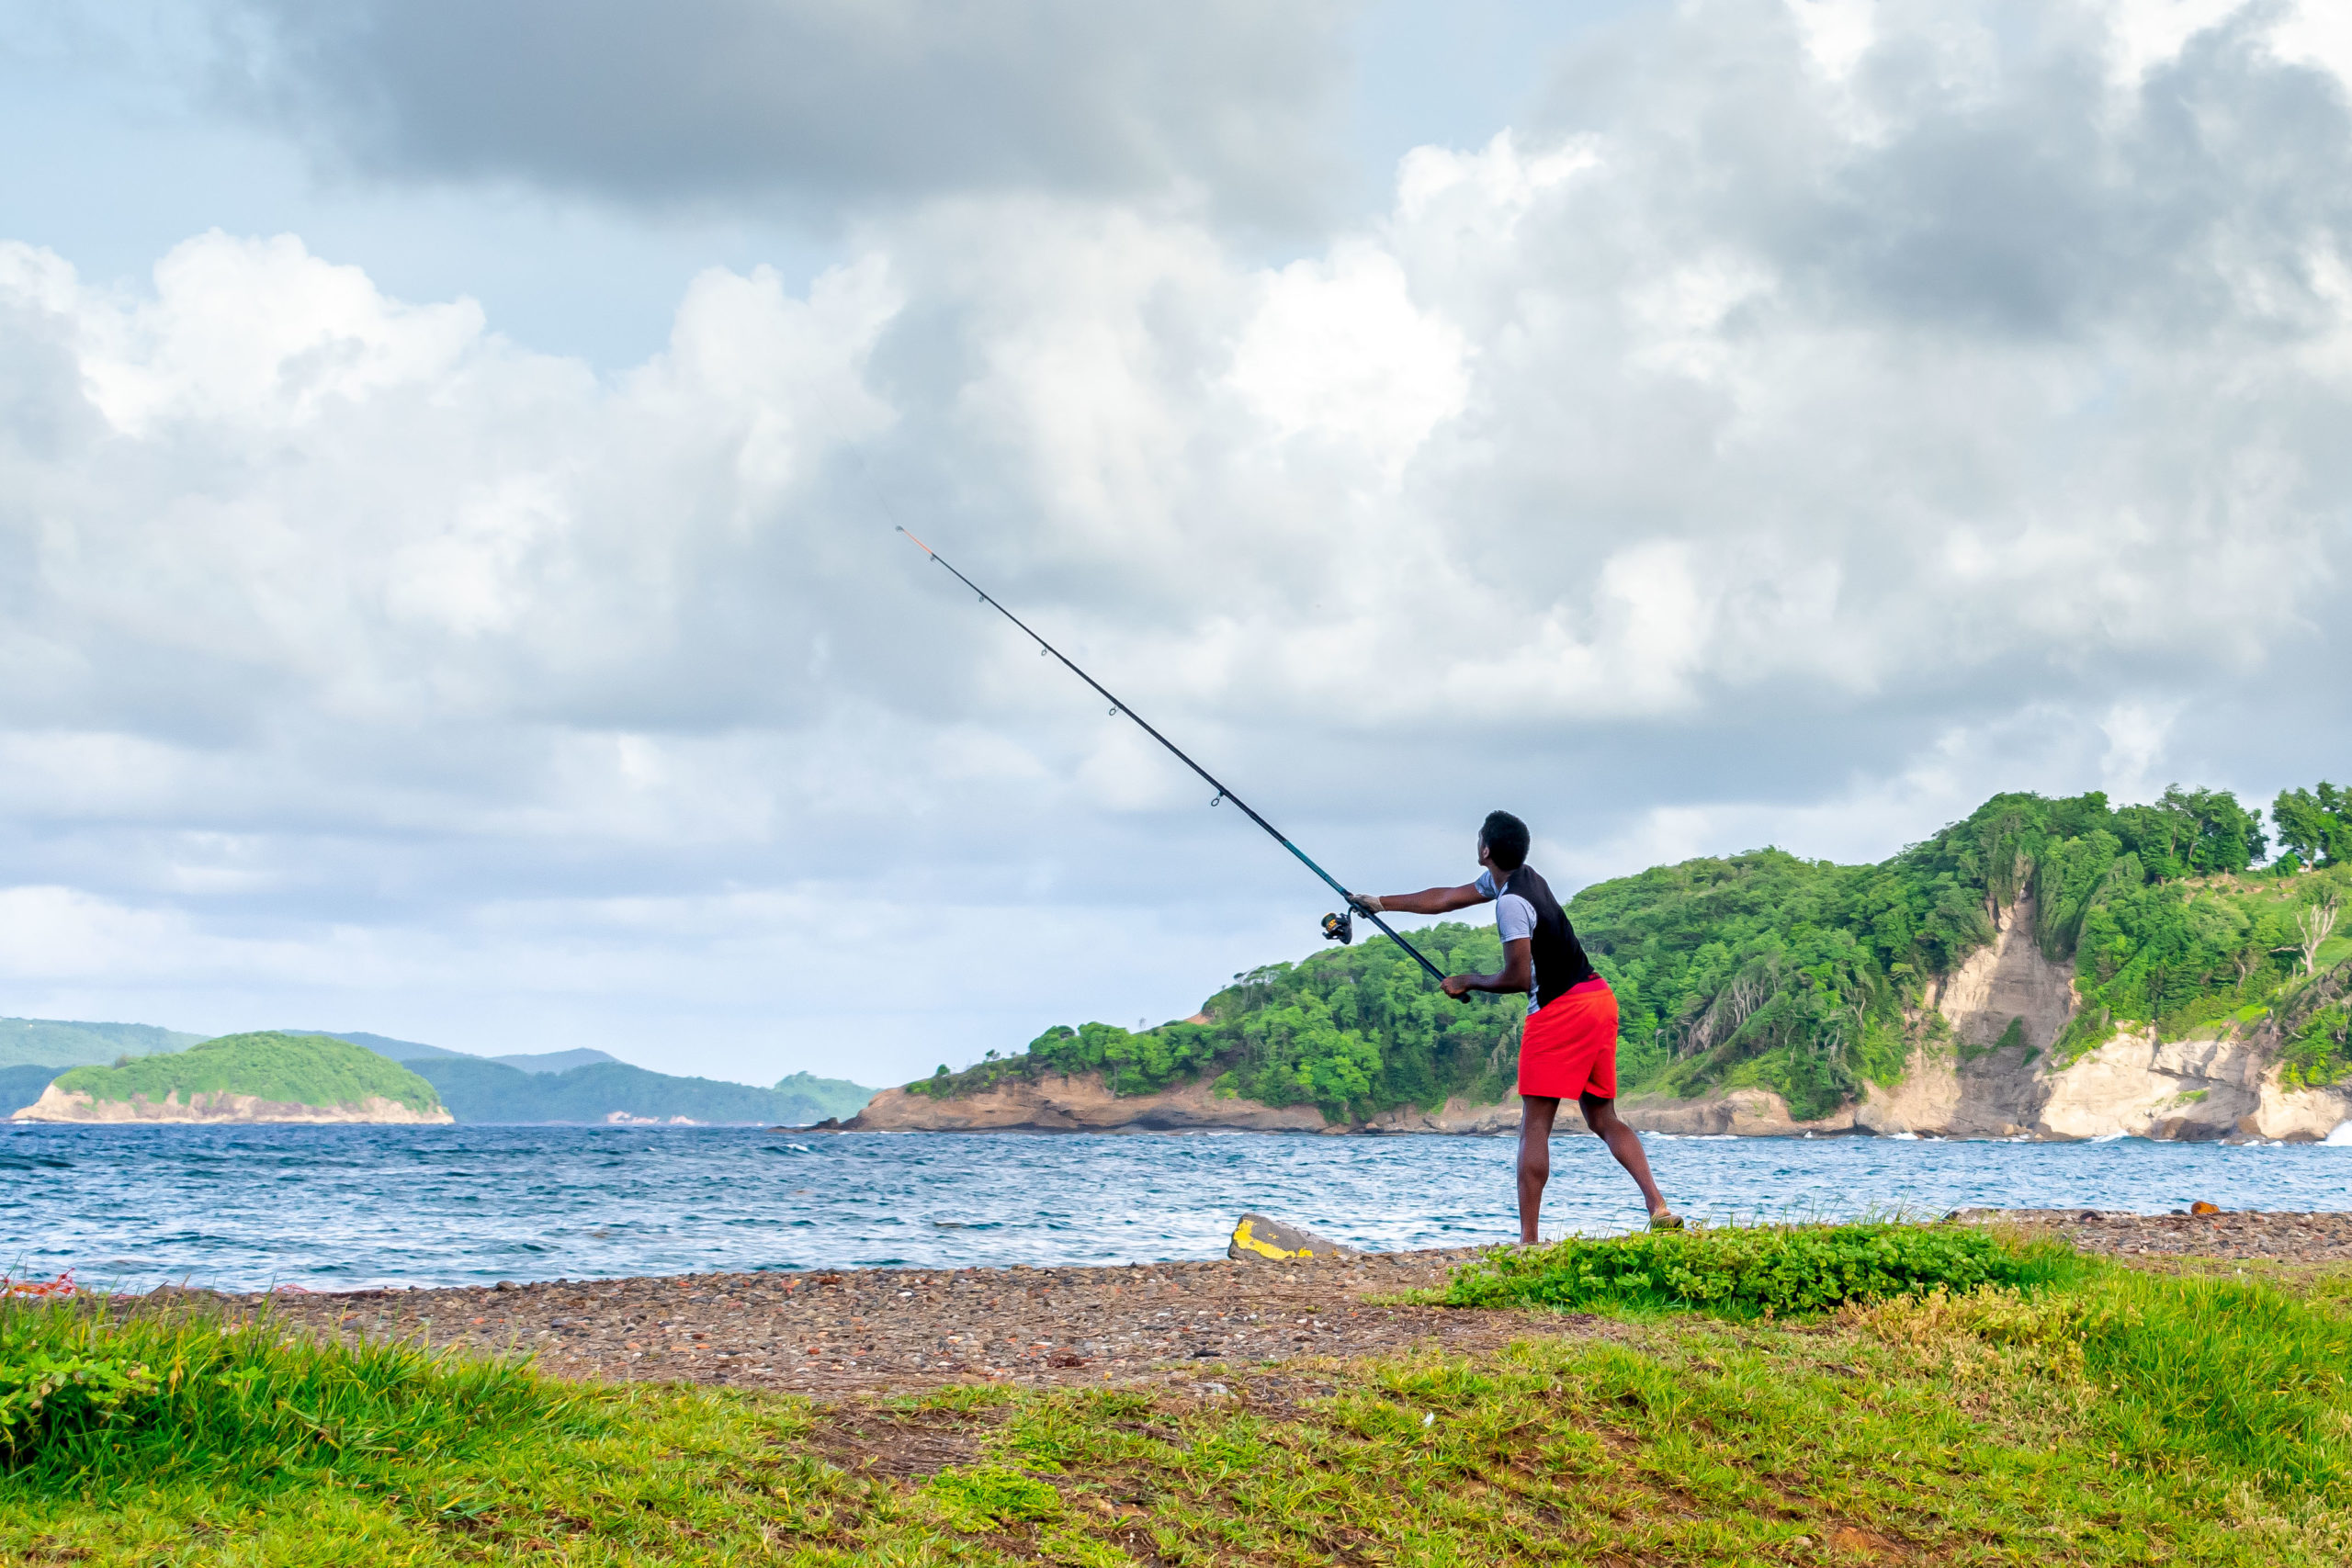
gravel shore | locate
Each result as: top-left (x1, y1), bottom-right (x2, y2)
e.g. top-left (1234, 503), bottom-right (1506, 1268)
top-left (164, 1209), bottom-right (2352, 1399)
top-left (1953, 1206), bottom-right (2352, 1264)
top-left (222, 1247), bottom-right (1573, 1397)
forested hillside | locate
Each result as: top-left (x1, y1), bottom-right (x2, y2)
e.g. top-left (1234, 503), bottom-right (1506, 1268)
top-left (920, 784), bottom-right (2352, 1122)
top-left (0, 1017), bottom-right (204, 1071)
top-left (406, 1057), bottom-right (877, 1124)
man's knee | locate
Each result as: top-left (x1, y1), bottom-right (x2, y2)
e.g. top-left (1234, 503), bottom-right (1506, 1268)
top-left (1581, 1096), bottom-right (1622, 1134)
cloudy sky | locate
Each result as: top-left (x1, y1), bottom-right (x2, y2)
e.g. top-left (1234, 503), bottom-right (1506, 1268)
top-left (2, 0), bottom-right (2346, 1086)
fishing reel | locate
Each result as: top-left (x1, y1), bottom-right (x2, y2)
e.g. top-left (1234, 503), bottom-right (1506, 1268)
top-left (1320, 909), bottom-right (1353, 945)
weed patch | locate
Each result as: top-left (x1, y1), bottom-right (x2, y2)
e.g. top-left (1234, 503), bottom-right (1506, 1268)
top-left (1446, 1221), bottom-right (2052, 1315)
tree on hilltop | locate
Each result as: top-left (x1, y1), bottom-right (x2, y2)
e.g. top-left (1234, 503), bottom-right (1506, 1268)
top-left (2272, 783), bottom-right (2352, 870)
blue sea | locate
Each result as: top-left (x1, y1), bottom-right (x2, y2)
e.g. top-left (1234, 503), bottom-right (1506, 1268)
top-left (7, 1124), bottom-right (2351, 1293)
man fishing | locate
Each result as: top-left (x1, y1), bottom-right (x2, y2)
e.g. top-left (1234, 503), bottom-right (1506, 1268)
top-left (1351, 811), bottom-right (1679, 1243)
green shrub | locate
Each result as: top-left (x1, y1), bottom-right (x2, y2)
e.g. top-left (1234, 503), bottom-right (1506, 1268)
top-left (0, 1297), bottom-right (584, 1489)
top-left (0, 1350), bottom-right (159, 1461)
top-left (1444, 1222), bottom-right (2041, 1316)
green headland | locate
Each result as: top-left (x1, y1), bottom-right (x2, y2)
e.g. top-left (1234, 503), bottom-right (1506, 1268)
top-left (906, 783), bottom-right (2352, 1125)
top-left (17, 1032), bottom-right (448, 1123)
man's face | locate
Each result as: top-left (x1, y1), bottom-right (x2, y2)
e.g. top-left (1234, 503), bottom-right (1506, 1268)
top-left (1476, 836), bottom-right (1494, 873)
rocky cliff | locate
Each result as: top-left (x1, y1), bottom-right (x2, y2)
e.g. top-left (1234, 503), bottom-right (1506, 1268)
top-left (850, 896), bottom-right (2352, 1141)
top-left (12, 1085), bottom-right (454, 1124)
top-left (1615, 897), bottom-right (2352, 1142)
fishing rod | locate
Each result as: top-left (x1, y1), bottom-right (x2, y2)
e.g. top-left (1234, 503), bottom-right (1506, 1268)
top-left (897, 527), bottom-right (1450, 987)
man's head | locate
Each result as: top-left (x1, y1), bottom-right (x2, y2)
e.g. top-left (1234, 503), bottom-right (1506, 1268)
top-left (1478, 810), bottom-right (1531, 872)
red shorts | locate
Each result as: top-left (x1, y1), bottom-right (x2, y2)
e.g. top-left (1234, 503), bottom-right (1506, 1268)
top-left (1518, 976), bottom-right (1618, 1100)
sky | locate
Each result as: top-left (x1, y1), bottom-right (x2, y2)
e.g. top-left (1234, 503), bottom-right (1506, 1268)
top-left (1, 0), bottom-right (2347, 1087)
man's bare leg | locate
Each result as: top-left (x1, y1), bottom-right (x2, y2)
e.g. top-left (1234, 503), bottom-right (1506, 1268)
top-left (1579, 1091), bottom-right (1670, 1216)
top-left (1516, 1095), bottom-right (1558, 1245)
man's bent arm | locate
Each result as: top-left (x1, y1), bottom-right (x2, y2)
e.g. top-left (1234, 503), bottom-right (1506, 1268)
top-left (1442, 938), bottom-right (1533, 1000)
top-left (1354, 884), bottom-right (1487, 916)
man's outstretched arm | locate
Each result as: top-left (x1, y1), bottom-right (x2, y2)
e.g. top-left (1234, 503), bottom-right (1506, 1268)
top-left (1351, 884), bottom-right (1487, 916)
top-left (1350, 886), bottom-right (1530, 1001)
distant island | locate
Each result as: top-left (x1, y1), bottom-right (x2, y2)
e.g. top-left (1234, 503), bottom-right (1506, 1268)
top-left (12, 1032), bottom-right (452, 1124)
top-left (854, 784), bottom-right (2352, 1141)
top-left (0, 1019), bottom-right (878, 1126)
top-left (398, 1056), bottom-right (876, 1125)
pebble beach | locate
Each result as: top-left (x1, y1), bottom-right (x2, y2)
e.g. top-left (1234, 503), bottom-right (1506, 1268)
top-left (150, 1208), bottom-right (2352, 1400)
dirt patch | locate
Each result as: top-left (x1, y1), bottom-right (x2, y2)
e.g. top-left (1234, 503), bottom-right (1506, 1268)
top-left (805, 1403), bottom-right (1006, 1480)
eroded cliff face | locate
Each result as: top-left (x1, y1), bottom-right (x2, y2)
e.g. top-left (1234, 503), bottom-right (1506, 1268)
top-left (852, 897), bottom-right (2352, 1139)
top-left (11, 1087), bottom-right (454, 1124)
top-left (1621, 896), bottom-right (2352, 1141)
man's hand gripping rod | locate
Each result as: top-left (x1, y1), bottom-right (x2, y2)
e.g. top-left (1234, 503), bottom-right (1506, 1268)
top-left (897, 526), bottom-right (1448, 987)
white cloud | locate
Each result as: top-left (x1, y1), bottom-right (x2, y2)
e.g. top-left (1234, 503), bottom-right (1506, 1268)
top-left (4, 0), bottom-right (2349, 1080)
top-left (1229, 242), bottom-right (1470, 470)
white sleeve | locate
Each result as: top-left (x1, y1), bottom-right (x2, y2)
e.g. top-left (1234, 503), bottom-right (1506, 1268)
top-left (1495, 893), bottom-right (1537, 944)
top-left (1474, 868), bottom-right (1498, 898)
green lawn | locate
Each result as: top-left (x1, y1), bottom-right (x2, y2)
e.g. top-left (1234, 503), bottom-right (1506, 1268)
top-left (6, 1235), bottom-right (2349, 1564)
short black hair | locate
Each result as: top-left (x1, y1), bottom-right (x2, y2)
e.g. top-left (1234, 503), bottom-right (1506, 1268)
top-left (1480, 810), bottom-right (1531, 870)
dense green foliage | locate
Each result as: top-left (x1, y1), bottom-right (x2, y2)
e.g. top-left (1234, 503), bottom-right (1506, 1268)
top-left (0, 1297), bottom-right (580, 1485)
top-left (2281, 1001), bottom-right (2352, 1089)
top-left (2272, 781), bottom-right (2352, 869)
top-left (1444, 1223), bottom-right (2040, 1315)
top-left (932, 922), bottom-right (1525, 1121)
top-left (0, 1018), bottom-right (201, 1073)
top-left (49, 1033), bottom-right (443, 1115)
top-left (942, 783), bottom-right (2346, 1123)
top-left (403, 1058), bottom-right (875, 1125)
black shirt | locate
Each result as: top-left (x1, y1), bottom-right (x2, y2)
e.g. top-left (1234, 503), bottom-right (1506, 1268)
top-left (1501, 864), bottom-right (1596, 1010)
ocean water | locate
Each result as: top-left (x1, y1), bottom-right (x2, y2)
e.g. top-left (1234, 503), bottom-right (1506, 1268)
top-left (6, 1123), bottom-right (2350, 1293)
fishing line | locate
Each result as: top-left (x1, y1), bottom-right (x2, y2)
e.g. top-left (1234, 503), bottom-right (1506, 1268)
top-left (897, 527), bottom-right (1449, 987)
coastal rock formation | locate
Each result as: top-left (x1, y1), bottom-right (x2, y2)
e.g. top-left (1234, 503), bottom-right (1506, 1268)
top-left (13, 1085), bottom-right (453, 1124)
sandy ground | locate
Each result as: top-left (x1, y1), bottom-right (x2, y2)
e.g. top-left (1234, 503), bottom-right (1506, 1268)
top-left (157, 1210), bottom-right (2352, 1399)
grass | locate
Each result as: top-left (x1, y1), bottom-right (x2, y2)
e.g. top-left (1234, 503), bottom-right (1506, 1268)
top-left (1442, 1220), bottom-right (2052, 1315)
top-left (5, 1231), bottom-right (2350, 1564)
